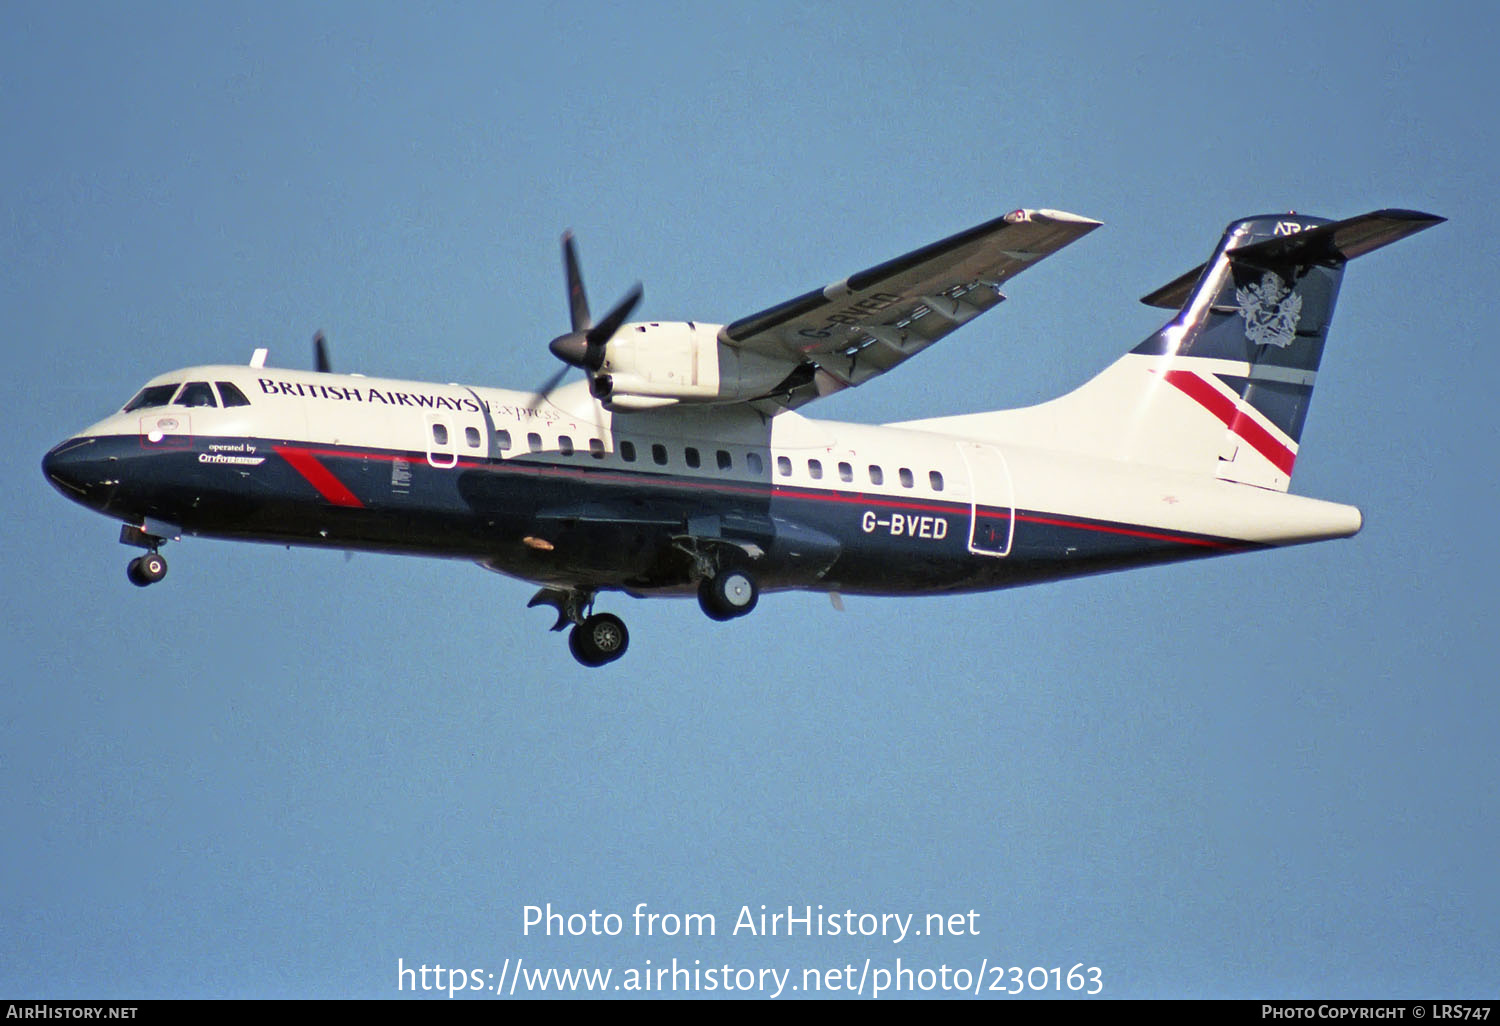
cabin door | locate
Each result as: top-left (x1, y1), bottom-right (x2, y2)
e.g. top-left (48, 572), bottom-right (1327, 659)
top-left (958, 441), bottom-right (1014, 557)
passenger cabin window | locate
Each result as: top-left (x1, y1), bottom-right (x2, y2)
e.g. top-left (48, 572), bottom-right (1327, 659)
top-left (620, 440), bottom-right (637, 462)
top-left (215, 382), bottom-right (251, 407)
top-left (899, 467), bottom-right (914, 488)
top-left (684, 447), bottom-right (700, 468)
top-left (929, 470), bottom-right (944, 491)
top-left (807, 459), bottom-right (823, 480)
top-left (176, 381), bottom-right (217, 408)
top-left (431, 423), bottom-right (449, 446)
top-left (868, 465), bottom-right (884, 486)
top-left (746, 452), bottom-right (764, 476)
top-left (527, 432), bottom-right (543, 453)
top-left (558, 435), bottom-right (574, 456)
top-left (497, 429), bottom-right (512, 451)
top-left (465, 427), bottom-right (481, 448)
top-left (652, 443), bottom-right (668, 466)
top-left (777, 456), bottom-right (792, 477)
top-left (838, 462), bottom-right (853, 482)
top-left (123, 384), bottom-right (179, 412)
top-left (716, 450), bottom-right (732, 471)
top-left (589, 438), bottom-right (605, 459)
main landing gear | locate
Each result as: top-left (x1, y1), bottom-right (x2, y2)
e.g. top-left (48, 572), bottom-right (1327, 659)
top-left (528, 563), bottom-right (760, 668)
top-left (568, 613), bottom-right (629, 668)
top-left (698, 568), bottom-right (759, 621)
top-left (674, 537), bottom-right (761, 623)
top-left (529, 587), bottom-right (630, 668)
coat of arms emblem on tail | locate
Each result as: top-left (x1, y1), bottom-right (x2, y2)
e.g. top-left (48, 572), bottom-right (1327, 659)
top-left (1236, 271), bottom-right (1303, 348)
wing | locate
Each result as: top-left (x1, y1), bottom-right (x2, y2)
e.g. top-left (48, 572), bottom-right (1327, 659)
top-left (720, 208), bottom-right (1101, 412)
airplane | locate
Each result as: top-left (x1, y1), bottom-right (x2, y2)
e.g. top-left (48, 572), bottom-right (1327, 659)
top-left (42, 205), bottom-right (1442, 666)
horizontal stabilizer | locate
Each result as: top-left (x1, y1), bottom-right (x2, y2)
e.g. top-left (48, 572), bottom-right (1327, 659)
top-left (1142, 208), bottom-right (1445, 309)
top-left (1140, 263), bottom-right (1208, 310)
top-left (1231, 208), bottom-right (1445, 267)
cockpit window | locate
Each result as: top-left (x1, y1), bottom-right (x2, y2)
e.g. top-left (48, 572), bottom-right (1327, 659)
top-left (216, 381), bottom-right (251, 407)
top-left (122, 384), bottom-right (179, 412)
top-left (175, 381), bottom-right (217, 408)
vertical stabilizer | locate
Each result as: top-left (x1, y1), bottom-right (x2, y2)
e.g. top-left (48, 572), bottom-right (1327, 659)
top-left (1142, 214), bottom-right (1330, 487)
top-left (1130, 210), bottom-right (1443, 488)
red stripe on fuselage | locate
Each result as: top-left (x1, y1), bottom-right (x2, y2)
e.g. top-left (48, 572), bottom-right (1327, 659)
top-left (274, 446), bottom-right (364, 507)
top-left (1015, 512), bottom-right (1235, 549)
top-left (1161, 370), bottom-right (1297, 476)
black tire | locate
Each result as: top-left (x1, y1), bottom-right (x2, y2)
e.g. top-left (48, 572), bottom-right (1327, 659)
top-left (139, 551), bottom-right (167, 583)
top-left (698, 569), bottom-right (758, 620)
top-left (697, 578), bottom-right (736, 621)
top-left (126, 557), bottom-right (150, 587)
top-left (569, 613), bottom-right (629, 666)
top-left (568, 627), bottom-right (604, 666)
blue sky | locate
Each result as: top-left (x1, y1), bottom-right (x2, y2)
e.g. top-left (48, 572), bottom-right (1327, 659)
top-left (4, 0), bottom-right (1496, 999)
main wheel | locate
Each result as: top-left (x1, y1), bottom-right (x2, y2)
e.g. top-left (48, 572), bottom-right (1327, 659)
top-left (698, 569), bottom-right (758, 621)
top-left (568, 613), bottom-right (629, 667)
top-left (126, 557), bottom-right (149, 587)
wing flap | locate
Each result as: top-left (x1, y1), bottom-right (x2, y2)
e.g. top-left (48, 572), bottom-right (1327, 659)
top-left (720, 208), bottom-right (1101, 411)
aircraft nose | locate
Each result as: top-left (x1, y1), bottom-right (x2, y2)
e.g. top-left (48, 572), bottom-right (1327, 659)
top-left (42, 437), bottom-right (102, 500)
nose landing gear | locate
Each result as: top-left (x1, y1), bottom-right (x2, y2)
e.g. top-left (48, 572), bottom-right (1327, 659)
top-left (126, 551), bottom-right (168, 587)
top-left (120, 522), bottom-right (175, 588)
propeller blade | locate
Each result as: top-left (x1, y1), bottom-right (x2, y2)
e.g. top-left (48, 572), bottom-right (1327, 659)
top-left (582, 283), bottom-right (642, 370)
top-left (313, 331), bottom-right (331, 373)
top-left (528, 363), bottom-right (570, 408)
top-left (562, 231), bottom-right (591, 333)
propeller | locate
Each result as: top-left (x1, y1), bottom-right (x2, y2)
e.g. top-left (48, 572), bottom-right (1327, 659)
top-left (313, 330), bottom-right (331, 373)
top-left (529, 360), bottom-right (571, 406)
top-left (531, 231), bottom-right (641, 405)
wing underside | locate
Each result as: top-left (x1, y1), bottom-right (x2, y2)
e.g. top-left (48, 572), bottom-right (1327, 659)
top-left (721, 208), bottom-right (1102, 412)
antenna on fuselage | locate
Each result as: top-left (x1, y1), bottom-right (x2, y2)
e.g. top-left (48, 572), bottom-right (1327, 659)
top-left (313, 331), bottom-right (331, 373)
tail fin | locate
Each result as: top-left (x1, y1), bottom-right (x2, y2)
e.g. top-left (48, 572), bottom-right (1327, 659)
top-left (1119, 209), bottom-right (1442, 488)
top-left (903, 209), bottom-right (1443, 490)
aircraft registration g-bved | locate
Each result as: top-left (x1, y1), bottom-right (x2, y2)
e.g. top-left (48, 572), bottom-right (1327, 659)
top-left (43, 206), bottom-right (1442, 666)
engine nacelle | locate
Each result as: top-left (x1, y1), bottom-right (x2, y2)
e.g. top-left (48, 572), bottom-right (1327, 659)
top-left (594, 322), bottom-right (789, 408)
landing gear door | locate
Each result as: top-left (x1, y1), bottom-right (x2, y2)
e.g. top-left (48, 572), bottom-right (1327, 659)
top-left (958, 441), bottom-right (1014, 557)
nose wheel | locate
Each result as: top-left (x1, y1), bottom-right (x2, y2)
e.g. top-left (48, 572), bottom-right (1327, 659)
top-left (126, 551), bottom-right (168, 587)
